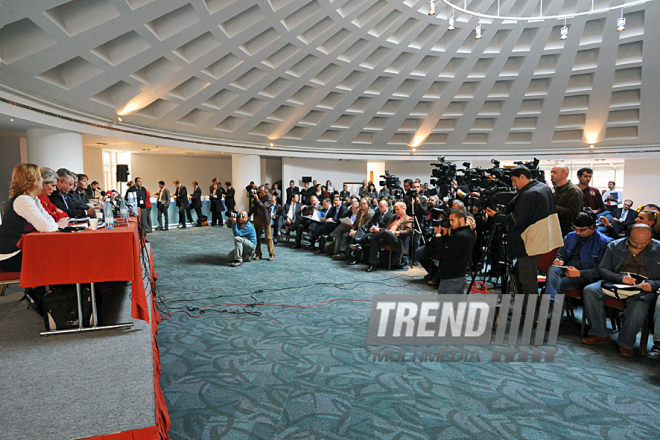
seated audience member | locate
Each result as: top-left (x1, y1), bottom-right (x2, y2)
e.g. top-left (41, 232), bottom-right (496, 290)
top-left (545, 212), bottom-right (612, 300)
top-left (600, 209), bottom-right (660, 240)
top-left (269, 195), bottom-right (282, 244)
top-left (308, 195), bottom-right (322, 211)
top-left (312, 198), bottom-right (349, 253)
top-left (291, 205), bottom-right (324, 249)
top-left (50, 169), bottom-right (94, 218)
top-left (339, 184), bottom-right (351, 201)
top-left (378, 186), bottom-right (390, 199)
top-left (348, 199), bottom-right (395, 265)
top-left (278, 193), bottom-right (302, 238)
top-left (313, 184), bottom-right (324, 201)
top-left (38, 167), bottom-right (68, 221)
top-left (367, 183), bottom-right (378, 200)
top-left (328, 199), bottom-right (359, 255)
top-left (435, 209), bottom-right (477, 294)
top-left (357, 201), bottom-right (412, 272)
top-left (333, 198), bottom-right (374, 259)
top-left (582, 224), bottom-right (660, 357)
top-left (643, 204), bottom-right (659, 212)
top-left (0, 164), bottom-right (67, 272)
top-left (226, 211), bottom-right (257, 267)
top-left (576, 167), bottom-right (606, 214)
top-left (607, 199), bottom-right (638, 236)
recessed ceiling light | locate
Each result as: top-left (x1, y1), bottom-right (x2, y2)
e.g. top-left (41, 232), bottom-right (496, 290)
top-left (9, 118), bottom-right (14, 122)
top-left (269, 143), bottom-right (274, 147)
top-left (428, 0), bottom-right (435, 16)
top-left (589, 145), bottom-right (595, 149)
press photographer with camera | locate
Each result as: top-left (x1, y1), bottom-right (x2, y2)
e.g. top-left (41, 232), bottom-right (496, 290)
top-left (251, 185), bottom-right (275, 261)
top-left (403, 180), bottom-right (428, 264)
top-left (436, 210), bottom-right (477, 294)
top-left (484, 165), bottom-right (563, 299)
top-left (226, 211), bottom-right (257, 267)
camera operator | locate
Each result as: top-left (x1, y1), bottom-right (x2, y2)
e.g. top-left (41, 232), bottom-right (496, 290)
top-left (403, 180), bottom-right (428, 265)
top-left (435, 210), bottom-right (477, 294)
top-left (484, 165), bottom-right (563, 299)
top-left (226, 211), bottom-right (257, 267)
top-left (251, 185), bottom-right (275, 261)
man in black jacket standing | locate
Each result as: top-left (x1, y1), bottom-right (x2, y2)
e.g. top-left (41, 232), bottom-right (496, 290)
top-left (485, 166), bottom-right (562, 299)
top-left (187, 181), bottom-right (203, 227)
top-left (285, 180), bottom-right (299, 205)
top-left (551, 164), bottom-right (584, 237)
top-left (127, 177), bottom-right (150, 232)
top-left (251, 185), bottom-right (275, 260)
top-left (174, 179), bottom-right (188, 228)
top-left (436, 210), bottom-right (477, 294)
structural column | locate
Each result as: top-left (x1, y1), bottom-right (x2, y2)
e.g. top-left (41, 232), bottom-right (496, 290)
top-left (26, 128), bottom-right (83, 172)
top-left (231, 154), bottom-right (261, 212)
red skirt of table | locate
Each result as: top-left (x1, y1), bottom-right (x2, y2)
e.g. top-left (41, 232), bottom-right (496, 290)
top-left (17, 219), bottom-right (149, 322)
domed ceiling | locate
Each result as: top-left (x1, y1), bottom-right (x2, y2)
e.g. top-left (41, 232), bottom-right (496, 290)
top-left (0, 0), bottom-right (657, 156)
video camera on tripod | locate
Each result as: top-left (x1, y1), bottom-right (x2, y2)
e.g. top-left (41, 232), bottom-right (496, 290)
top-left (379, 170), bottom-right (405, 200)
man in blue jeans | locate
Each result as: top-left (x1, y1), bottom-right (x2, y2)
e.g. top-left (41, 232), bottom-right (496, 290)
top-left (582, 224), bottom-right (660, 357)
top-left (546, 212), bottom-right (612, 299)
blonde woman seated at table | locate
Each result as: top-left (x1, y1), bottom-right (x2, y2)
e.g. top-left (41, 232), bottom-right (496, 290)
top-left (0, 163), bottom-right (68, 272)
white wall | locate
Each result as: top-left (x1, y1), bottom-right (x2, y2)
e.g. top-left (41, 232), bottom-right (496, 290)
top-left (367, 162), bottom-right (385, 190)
top-left (130, 153), bottom-right (232, 195)
top-left (82, 146), bottom-right (104, 185)
top-left (0, 138), bottom-right (22, 201)
top-left (260, 157), bottom-right (282, 186)
top-left (624, 158), bottom-right (660, 207)
top-left (282, 158), bottom-right (367, 189)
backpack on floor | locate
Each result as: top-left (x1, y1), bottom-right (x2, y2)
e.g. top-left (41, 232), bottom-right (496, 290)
top-left (41, 285), bottom-right (99, 331)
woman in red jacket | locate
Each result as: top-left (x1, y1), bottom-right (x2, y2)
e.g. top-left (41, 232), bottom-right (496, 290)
top-left (38, 167), bottom-right (68, 221)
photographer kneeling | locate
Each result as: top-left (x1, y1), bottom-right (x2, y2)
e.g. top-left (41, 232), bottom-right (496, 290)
top-left (435, 210), bottom-right (477, 294)
top-left (226, 211), bottom-right (257, 267)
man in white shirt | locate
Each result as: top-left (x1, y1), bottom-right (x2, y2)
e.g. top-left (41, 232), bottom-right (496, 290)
top-left (602, 181), bottom-right (622, 208)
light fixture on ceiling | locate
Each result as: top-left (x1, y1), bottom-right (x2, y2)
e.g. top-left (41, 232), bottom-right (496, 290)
top-left (617, 9), bottom-right (626, 31)
top-left (117, 117), bottom-right (123, 122)
top-left (9, 118), bottom-right (13, 122)
top-left (269, 142), bottom-right (274, 147)
top-left (560, 21), bottom-right (568, 40)
top-left (589, 144), bottom-right (595, 149)
top-left (428, 0), bottom-right (436, 16)
top-left (412, 148), bottom-right (416, 153)
top-left (438, 0), bottom-right (650, 34)
top-left (586, 132), bottom-right (598, 143)
top-left (475, 23), bottom-right (482, 39)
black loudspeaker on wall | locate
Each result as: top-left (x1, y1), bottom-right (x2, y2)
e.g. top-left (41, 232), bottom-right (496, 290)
top-left (116, 164), bottom-right (129, 182)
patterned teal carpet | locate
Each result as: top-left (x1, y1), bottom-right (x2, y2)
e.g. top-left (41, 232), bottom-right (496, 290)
top-left (152, 227), bottom-right (660, 440)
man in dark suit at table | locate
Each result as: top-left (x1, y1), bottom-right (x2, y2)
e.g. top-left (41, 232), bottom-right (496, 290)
top-left (174, 180), bottom-right (188, 228)
top-left (187, 181), bottom-right (203, 227)
top-left (50, 169), bottom-right (94, 218)
top-left (156, 181), bottom-right (170, 231)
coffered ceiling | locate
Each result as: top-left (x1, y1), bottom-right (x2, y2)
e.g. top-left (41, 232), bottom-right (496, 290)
top-left (0, 0), bottom-right (657, 156)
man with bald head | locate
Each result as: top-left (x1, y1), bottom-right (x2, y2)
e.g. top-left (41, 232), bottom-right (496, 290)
top-left (582, 223), bottom-right (660, 357)
top-left (551, 164), bottom-right (584, 236)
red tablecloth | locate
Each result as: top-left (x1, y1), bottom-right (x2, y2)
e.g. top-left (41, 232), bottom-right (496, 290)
top-left (17, 219), bottom-right (149, 322)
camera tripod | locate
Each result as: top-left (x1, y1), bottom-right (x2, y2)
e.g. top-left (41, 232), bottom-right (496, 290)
top-left (466, 222), bottom-right (520, 298)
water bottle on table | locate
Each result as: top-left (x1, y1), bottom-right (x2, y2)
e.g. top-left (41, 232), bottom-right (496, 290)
top-left (104, 200), bottom-right (114, 230)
